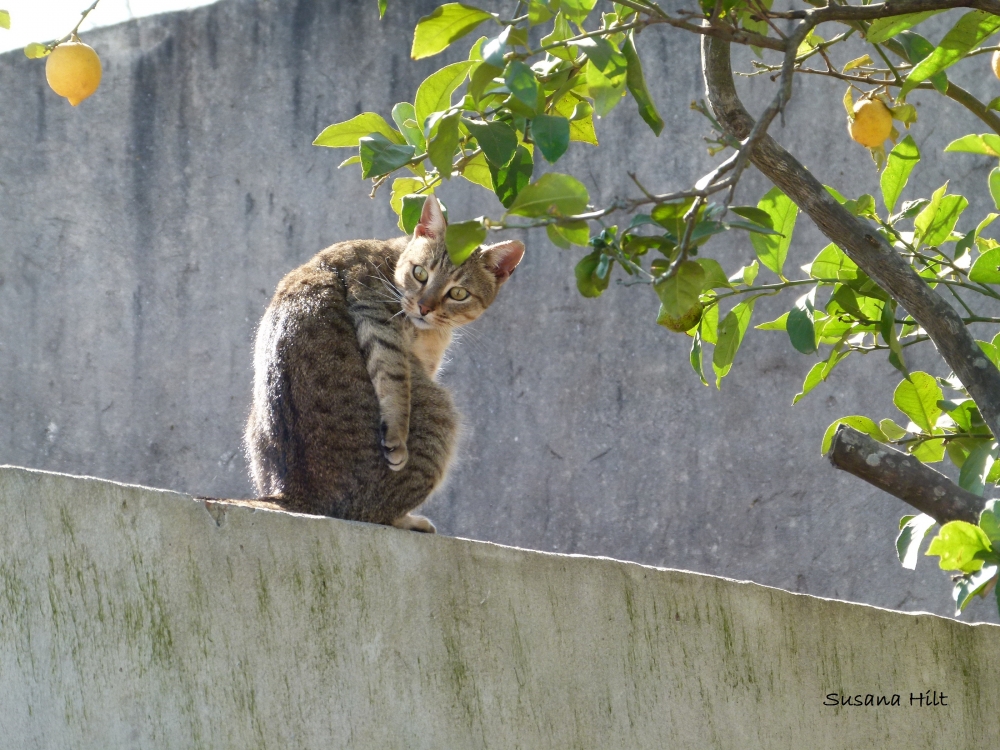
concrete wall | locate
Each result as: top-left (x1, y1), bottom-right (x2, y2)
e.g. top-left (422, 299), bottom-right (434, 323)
top-left (1, 465), bottom-right (998, 748)
top-left (1, 0), bottom-right (998, 620)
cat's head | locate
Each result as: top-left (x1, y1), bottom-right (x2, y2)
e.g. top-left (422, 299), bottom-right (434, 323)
top-left (395, 195), bottom-right (524, 331)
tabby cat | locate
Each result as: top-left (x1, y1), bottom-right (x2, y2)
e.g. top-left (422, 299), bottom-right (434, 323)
top-left (245, 196), bottom-right (523, 532)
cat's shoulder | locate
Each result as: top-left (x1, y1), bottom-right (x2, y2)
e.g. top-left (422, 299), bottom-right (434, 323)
top-left (272, 237), bottom-right (407, 298)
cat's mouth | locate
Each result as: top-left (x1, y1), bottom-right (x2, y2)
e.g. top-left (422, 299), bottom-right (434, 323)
top-left (408, 313), bottom-right (435, 330)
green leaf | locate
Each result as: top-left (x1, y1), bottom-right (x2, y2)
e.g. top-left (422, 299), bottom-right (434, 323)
top-left (559, 0), bottom-right (597, 24)
top-left (808, 243), bottom-right (858, 281)
top-left (390, 177), bottom-right (425, 227)
top-left (0, 10), bottom-right (9, 29)
top-left (866, 11), bottom-right (942, 44)
top-left (896, 513), bottom-right (938, 569)
top-left (787, 288), bottom-right (818, 354)
top-left (655, 261), bottom-right (706, 318)
top-left (391, 102), bottom-right (425, 150)
top-left (622, 31), bottom-right (663, 136)
top-left (504, 59), bottom-right (541, 109)
top-left (445, 219), bottom-right (487, 265)
top-left (729, 206), bottom-right (773, 229)
top-left (749, 187), bottom-right (797, 277)
top-left (531, 114), bottom-right (570, 162)
top-left (991, 168), bottom-right (1000, 212)
top-left (427, 110), bottom-right (461, 178)
top-left (980, 499), bottom-right (1000, 546)
top-left (359, 134), bottom-right (416, 179)
top-left (415, 60), bottom-right (476, 126)
top-left (580, 38), bottom-right (628, 117)
top-left (944, 133), bottom-right (1000, 157)
top-left (690, 331), bottom-right (708, 386)
top-left (924, 195), bottom-right (967, 247)
top-left (793, 348), bottom-right (849, 404)
top-left (954, 564), bottom-right (998, 614)
top-left (411, 4), bottom-right (495, 60)
top-left (894, 372), bottom-right (943, 433)
top-left (912, 183), bottom-right (946, 247)
top-left (969, 247), bottom-right (1000, 283)
top-left (528, 0), bottom-right (554, 25)
top-left (507, 172), bottom-right (588, 217)
top-left (880, 418), bottom-right (909, 440)
top-left (651, 198), bottom-right (697, 239)
top-left (464, 119), bottom-right (517, 167)
top-left (314, 113), bottom-right (402, 148)
top-left (546, 224), bottom-right (571, 249)
top-left (459, 151), bottom-right (493, 191)
top-left (880, 136), bottom-right (920, 215)
top-left (551, 220), bottom-right (590, 247)
top-left (912, 437), bottom-right (946, 463)
top-left (820, 416), bottom-right (887, 455)
top-left (901, 11), bottom-right (1000, 97)
top-left (490, 144), bottom-right (533, 208)
top-left (712, 298), bottom-right (759, 387)
top-left (378, 0), bottom-right (387, 19)
top-left (959, 442), bottom-right (997, 497)
top-left (402, 195), bottom-right (428, 234)
top-left (927, 521), bottom-right (993, 573)
top-left (575, 250), bottom-right (612, 297)
top-left (554, 96), bottom-right (598, 145)
top-left (24, 42), bottom-right (50, 58)
top-left (756, 312), bottom-right (788, 331)
top-left (696, 258), bottom-right (732, 290)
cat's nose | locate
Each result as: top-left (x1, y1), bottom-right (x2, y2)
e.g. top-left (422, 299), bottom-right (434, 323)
top-left (419, 303), bottom-right (432, 316)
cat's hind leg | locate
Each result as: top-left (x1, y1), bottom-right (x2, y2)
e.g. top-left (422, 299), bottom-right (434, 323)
top-left (391, 513), bottom-right (436, 533)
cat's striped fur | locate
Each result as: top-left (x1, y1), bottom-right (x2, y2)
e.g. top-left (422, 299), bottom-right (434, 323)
top-left (245, 196), bottom-right (523, 531)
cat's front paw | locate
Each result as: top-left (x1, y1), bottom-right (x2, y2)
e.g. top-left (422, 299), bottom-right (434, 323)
top-left (380, 423), bottom-right (409, 471)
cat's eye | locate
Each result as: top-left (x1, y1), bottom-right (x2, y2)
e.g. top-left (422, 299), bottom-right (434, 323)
top-left (412, 265), bottom-right (428, 283)
top-left (448, 287), bottom-right (470, 301)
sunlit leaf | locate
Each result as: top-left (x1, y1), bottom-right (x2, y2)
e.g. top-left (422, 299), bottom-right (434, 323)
top-left (820, 416), bottom-right (887, 455)
top-left (507, 172), bottom-right (588, 217)
top-left (314, 113), bottom-right (403, 148)
top-left (901, 11), bottom-right (1000, 97)
top-left (893, 372), bottom-right (943, 433)
top-left (749, 187), bottom-right (797, 277)
top-left (866, 11), bottom-right (942, 44)
top-left (445, 219), bottom-right (487, 264)
top-left (411, 3), bottom-right (495, 60)
top-left (927, 521), bottom-right (993, 573)
top-left (415, 60), bottom-right (476, 126)
top-left (881, 135), bottom-right (920, 214)
top-left (896, 513), bottom-right (937, 569)
top-left (622, 31), bottom-right (663, 136)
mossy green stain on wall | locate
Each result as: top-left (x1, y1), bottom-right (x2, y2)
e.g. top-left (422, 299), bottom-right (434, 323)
top-left (2, 468), bottom-right (1000, 748)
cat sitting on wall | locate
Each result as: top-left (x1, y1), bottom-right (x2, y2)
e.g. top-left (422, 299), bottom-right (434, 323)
top-left (244, 196), bottom-right (524, 532)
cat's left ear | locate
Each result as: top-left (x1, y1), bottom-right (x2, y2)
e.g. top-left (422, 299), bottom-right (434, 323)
top-left (414, 195), bottom-right (447, 240)
top-left (480, 240), bottom-right (524, 285)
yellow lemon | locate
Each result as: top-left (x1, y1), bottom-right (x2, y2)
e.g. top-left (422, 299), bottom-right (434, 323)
top-left (848, 98), bottom-right (892, 149)
top-left (992, 50), bottom-right (1000, 80)
top-left (46, 41), bottom-right (102, 106)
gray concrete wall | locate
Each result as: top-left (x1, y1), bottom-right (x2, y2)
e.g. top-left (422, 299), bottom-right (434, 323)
top-left (1, 0), bottom-right (998, 620)
top-left (2, 465), bottom-right (999, 749)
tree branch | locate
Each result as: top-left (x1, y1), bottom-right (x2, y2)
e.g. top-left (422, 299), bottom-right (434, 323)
top-left (702, 35), bottom-right (1000, 444)
top-left (828, 426), bottom-right (984, 524)
top-left (771, 0), bottom-right (1000, 21)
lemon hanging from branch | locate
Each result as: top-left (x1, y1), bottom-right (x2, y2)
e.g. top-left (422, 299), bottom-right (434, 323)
top-left (848, 98), bottom-right (893, 149)
top-left (45, 36), bottom-right (102, 106)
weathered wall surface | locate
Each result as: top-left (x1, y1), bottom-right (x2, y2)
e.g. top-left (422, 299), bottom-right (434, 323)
top-left (1, 0), bottom-right (997, 620)
top-left (1, 466), bottom-right (997, 749)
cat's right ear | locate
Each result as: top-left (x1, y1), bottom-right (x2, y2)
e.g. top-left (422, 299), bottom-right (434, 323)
top-left (414, 195), bottom-right (447, 240)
